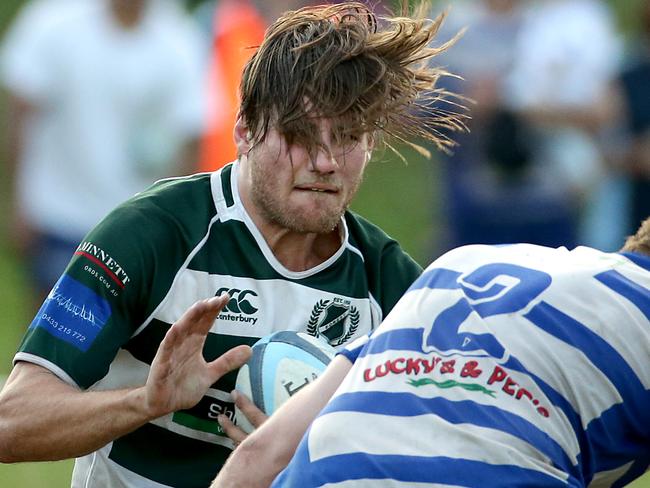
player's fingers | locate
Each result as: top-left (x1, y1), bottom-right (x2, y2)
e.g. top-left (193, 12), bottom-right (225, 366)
top-left (156, 318), bottom-right (183, 363)
top-left (194, 295), bottom-right (230, 331)
top-left (172, 295), bottom-right (230, 338)
top-left (191, 294), bottom-right (230, 339)
top-left (206, 345), bottom-right (252, 382)
top-left (156, 296), bottom-right (232, 370)
top-left (232, 389), bottom-right (268, 428)
top-left (156, 297), bottom-right (225, 362)
top-left (217, 414), bottom-right (248, 445)
top-left (205, 293), bottom-right (230, 318)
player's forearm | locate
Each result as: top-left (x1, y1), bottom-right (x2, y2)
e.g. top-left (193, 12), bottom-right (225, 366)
top-left (213, 396), bottom-right (313, 488)
top-left (213, 356), bottom-right (353, 487)
top-left (0, 363), bottom-right (155, 463)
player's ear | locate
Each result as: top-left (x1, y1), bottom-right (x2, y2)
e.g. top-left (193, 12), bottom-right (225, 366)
top-left (234, 113), bottom-right (253, 156)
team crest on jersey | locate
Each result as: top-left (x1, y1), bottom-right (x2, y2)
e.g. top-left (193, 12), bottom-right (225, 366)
top-left (307, 298), bottom-right (359, 346)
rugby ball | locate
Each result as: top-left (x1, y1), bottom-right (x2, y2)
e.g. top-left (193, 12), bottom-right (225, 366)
top-left (234, 331), bottom-right (336, 433)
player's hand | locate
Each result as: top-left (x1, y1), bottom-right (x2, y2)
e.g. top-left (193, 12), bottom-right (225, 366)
top-left (218, 390), bottom-right (268, 445)
top-left (144, 295), bottom-right (252, 419)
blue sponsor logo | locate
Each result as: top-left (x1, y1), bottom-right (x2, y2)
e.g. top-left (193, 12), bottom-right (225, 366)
top-left (29, 275), bottom-right (112, 351)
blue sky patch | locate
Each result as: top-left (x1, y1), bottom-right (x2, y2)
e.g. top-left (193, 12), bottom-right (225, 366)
top-left (29, 275), bottom-right (112, 352)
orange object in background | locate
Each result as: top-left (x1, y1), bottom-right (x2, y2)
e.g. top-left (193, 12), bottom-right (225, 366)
top-left (198, 0), bottom-right (266, 171)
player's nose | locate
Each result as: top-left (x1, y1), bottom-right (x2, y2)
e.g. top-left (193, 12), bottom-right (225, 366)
top-left (310, 148), bottom-right (338, 174)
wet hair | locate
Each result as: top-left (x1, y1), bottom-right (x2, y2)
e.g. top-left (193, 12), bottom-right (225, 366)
top-left (622, 217), bottom-right (650, 256)
top-left (239, 1), bottom-right (466, 159)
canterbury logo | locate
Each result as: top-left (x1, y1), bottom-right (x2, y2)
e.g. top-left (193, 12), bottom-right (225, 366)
top-left (215, 288), bottom-right (258, 315)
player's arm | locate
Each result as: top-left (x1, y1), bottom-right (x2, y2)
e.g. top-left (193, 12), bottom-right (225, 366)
top-left (0, 296), bottom-right (251, 462)
top-left (213, 355), bottom-right (352, 488)
top-left (4, 93), bottom-right (39, 256)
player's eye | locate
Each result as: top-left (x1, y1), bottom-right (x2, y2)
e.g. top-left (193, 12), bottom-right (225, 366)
top-left (337, 134), bottom-right (360, 149)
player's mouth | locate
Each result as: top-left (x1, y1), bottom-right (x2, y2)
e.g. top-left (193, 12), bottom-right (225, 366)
top-left (294, 183), bottom-right (339, 194)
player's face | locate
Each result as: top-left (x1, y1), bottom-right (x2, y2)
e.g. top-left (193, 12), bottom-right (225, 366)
top-left (238, 119), bottom-right (371, 234)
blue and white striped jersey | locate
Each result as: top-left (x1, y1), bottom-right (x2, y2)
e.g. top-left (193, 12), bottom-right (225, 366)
top-left (272, 244), bottom-right (650, 487)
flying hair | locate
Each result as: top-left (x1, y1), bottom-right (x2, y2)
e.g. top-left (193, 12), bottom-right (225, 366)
top-left (622, 217), bottom-right (650, 257)
top-left (239, 1), bottom-right (467, 159)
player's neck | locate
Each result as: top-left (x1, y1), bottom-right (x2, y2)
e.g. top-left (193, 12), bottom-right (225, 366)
top-left (236, 159), bottom-right (344, 271)
top-left (110, 2), bottom-right (145, 30)
top-left (262, 226), bottom-right (342, 271)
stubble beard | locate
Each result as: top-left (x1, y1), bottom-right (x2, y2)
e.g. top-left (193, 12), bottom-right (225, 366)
top-left (250, 171), bottom-right (363, 234)
top-left (247, 143), bottom-right (366, 234)
top-left (251, 181), bottom-right (346, 234)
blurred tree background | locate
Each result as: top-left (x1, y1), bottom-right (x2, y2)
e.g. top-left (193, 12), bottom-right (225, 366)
top-left (0, 0), bottom-right (648, 486)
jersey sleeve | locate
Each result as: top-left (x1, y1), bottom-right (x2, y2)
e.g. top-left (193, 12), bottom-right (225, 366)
top-left (338, 333), bottom-right (370, 363)
top-left (15, 193), bottom-right (188, 389)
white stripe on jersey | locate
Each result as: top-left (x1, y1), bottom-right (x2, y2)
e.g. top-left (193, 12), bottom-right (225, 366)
top-left (149, 414), bottom-right (234, 449)
top-left (337, 345), bottom-right (581, 465)
top-left (541, 260), bottom-right (650, 391)
top-left (308, 410), bottom-right (569, 482)
top-left (153, 270), bottom-right (375, 342)
top-left (341, 334), bottom-right (370, 360)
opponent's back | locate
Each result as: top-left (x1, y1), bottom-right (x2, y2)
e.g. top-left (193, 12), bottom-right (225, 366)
top-left (275, 244), bottom-right (650, 487)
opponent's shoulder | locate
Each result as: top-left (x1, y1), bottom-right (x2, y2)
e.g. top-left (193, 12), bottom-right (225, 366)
top-left (426, 243), bottom-right (568, 272)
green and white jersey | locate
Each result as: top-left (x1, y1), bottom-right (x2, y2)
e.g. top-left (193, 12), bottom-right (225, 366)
top-left (16, 162), bottom-right (422, 488)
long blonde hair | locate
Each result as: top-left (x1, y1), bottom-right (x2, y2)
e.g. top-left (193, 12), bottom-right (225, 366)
top-left (239, 1), bottom-right (466, 158)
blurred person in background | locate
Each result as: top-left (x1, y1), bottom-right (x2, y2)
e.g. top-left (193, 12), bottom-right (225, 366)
top-left (505, 0), bottom-right (624, 251)
top-left (430, 0), bottom-right (578, 252)
top-left (434, 0), bottom-right (623, 255)
top-left (615, 1), bottom-right (650, 239)
top-left (1, 0), bottom-right (207, 308)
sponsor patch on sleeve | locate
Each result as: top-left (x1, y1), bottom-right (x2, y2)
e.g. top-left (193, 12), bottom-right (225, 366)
top-left (29, 275), bottom-right (112, 352)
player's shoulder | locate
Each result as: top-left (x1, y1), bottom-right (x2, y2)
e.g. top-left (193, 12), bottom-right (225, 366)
top-left (425, 243), bottom-right (639, 279)
top-left (426, 243), bottom-right (572, 272)
top-left (344, 211), bottom-right (400, 249)
top-left (135, 172), bottom-right (212, 205)
top-left (100, 172), bottom-right (216, 236)
top-left (344, 211), bottom-right (420, 269)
